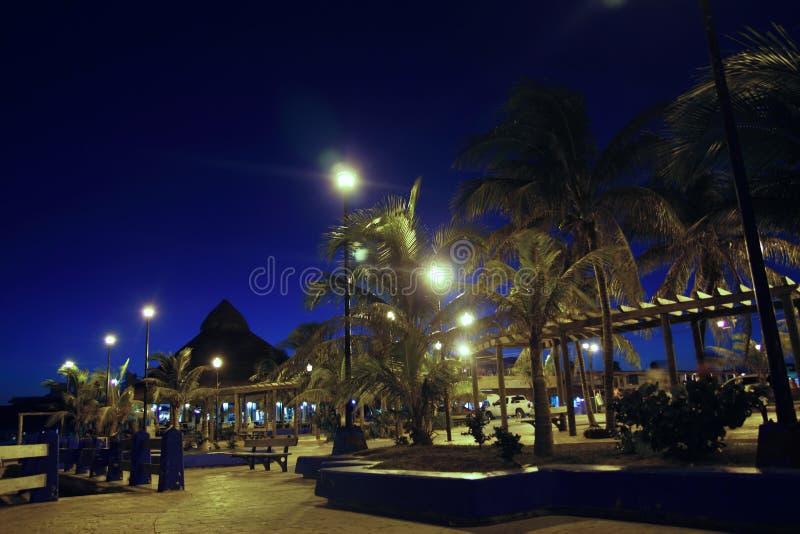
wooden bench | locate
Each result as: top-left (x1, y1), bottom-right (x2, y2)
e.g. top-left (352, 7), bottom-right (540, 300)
top-left (227, 436), bottom-right (298, 472)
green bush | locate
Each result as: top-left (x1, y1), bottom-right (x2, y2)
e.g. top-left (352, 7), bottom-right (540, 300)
top-left (492, 426), bottom-right (523, 464)
top-left (465, 409), bottom-right (489, 447)
top-left (611, 378), bottom-right (755, 460)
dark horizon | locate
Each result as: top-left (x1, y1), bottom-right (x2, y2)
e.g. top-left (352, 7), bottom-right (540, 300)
top-left (3, 1), bottom-right (799, 402)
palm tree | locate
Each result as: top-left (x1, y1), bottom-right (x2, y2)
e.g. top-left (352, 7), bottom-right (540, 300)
top-left (145, 348), bottom-right (210, 426)
top-left (663, 24), bottom-right (800, 233)
top-left (476, 230), bottom-right (615, 455)
top-left (304, 178), bottom-right (475, 445)
top-left (453, 80), bottom-right (675, 430)
top-left (93, 359), bottom-right (139, 437)
top-left (43, 364), bottom-right (98, 437)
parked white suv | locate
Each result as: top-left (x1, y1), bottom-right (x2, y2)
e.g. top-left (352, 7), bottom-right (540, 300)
top-left (483, 395), bottom-right (532, 419)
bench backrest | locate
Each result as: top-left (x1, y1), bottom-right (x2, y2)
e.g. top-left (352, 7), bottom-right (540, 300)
top-left (243, 436), bottom-right (298, 450)
top-left (120, 437), bottom-right (162, 453)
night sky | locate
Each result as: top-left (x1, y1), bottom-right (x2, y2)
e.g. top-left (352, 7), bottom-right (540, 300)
top-left (2, 1), bottom-right (799, 402)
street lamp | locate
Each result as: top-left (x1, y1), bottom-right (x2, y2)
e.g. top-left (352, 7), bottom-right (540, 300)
top-left (335, 165), bottom-right (357, 432)
top-left (104, 334), bottom-right (116, 403)
top-left (433, 341), bottom-right (442, 351)
top-left (329, 164), bottom-right (367, 453)
top-left (142, 305), bottom-right (155, 431)
top-left (62, 360), bottom-right (76, 395)
top-left (212, 356), bottom-right (223, 441)
top-left (459, 312), bottom-right (475, 328)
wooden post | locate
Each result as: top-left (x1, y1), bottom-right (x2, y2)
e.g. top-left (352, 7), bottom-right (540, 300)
top-left (575, 341), bottom-right (597, 427)
top-left (496, 345), bottom-right (508, 431)
top-left (271, 389), bottom-right (278, 436)
top-left (17, 413), bottom-right (23, 445)
top-left (780, 295), bottom-right (800, 379)
top-left (552, 340), bottom-right (565, 406)
top-left (660, 314), bottom-right (679, 387)
top-left (233, 394), bottom-right (241, 436)
top-left (560, 334), bottom-right (577, 436)
top-left (294, 389), bottom-right (300, 437)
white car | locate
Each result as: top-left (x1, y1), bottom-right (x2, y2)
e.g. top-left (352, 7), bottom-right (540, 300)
top-left (483, 395), bottom-right (532, 419)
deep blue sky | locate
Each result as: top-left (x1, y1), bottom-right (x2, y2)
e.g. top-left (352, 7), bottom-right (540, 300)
top-left (2, 1), bottom-right (798, 402)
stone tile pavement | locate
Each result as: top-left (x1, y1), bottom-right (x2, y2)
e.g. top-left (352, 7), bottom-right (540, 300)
top-left (0, 437), bottom-right (721, 534)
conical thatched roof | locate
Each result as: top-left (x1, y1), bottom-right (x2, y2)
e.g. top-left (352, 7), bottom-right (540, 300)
top-left (177, 300), bottom-right (288, 387)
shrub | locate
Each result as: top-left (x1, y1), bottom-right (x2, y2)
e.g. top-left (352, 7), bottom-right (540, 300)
top-left (492, 426), bottom-right (523, 464)
top-left (611, 378), bottom-right (754, 460)
top-left (465, 409), bottom-right (489, 447)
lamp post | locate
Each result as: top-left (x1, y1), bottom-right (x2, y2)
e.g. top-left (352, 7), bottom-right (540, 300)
top-left (212, 356), bottom-right (222, 442)
top-left (428, 263), bottom-right (454, 441)
top-left (335, 167), bottom-right (356, 430)
top-left (104, 334), bottom-right (117, 403)
top-left (331, 165), bottom-right (367, 454)
top-left (142, 306), bottom-right (155, 431)
top-left (62, 359), bottom-right (76, 395)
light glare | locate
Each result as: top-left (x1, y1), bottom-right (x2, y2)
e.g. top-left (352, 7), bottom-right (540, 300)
top-left (457, 343), bottom-right (471, 358)
top-left (212, 356), bottom-right (223, 369)
top-left (142, 306), bottom-right (155, 319)
top-left (459, 312), bottom-right (475, 327)
top-left (336, 169), bottom-right (356, 190)
top-left (104, 334), bottom-right (117, 346)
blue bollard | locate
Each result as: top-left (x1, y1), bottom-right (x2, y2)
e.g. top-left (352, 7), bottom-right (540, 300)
top-left (106, 437), bottom-right (123, 482)
top-left (157, 428), bottom-right (184, 492)
top-left (129, 430), bottom-right (152, 486)
top-left (74, 437), bottom-right (94, 475)
top-left (22, 430), bottom-right (59, 502)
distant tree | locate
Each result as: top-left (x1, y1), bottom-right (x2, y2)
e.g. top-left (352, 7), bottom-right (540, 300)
top-left (146, 348), bottom-right (210, 425)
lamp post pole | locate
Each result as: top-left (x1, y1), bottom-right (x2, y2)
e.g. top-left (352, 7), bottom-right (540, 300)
top-left (212, 357), bottom-right (222, 442)
top-left (342, 189), bottom-right (354, 429)
top-left (142, 306), bottom-right (155, 431)
top-left (104, 335), bottom-right (116, 403)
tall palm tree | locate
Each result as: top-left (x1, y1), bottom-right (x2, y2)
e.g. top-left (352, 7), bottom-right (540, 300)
top-left (145, 348), bottom-right (209, 426)
top-left (453, 80), bottom-right (675, 430)
top-left (476, 230), bottom-right (615, 455)
top-left (663, 24), bottom-right (800, 233)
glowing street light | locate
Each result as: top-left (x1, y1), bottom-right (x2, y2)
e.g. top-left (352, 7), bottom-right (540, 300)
top-left (457, 343), bottom-right (471, 358)
top-left (142, 305), bottom-right (155, 431)
top-left (427, 263), bottom-right (453, 293)
top-left (104, 334), bottom-right (117, 402)
top-left (306, 363), bottom-right (313, 373)
top-left (433, 341), bottom-right (442, 351)
top-left (212, 356), bottom-right (223, 441)
top-left (386, 310), bottom-right (396, 321)
top-left (335, 168), bottom-right (357, 190)
top-left (459, 312), bottom-right (475, 328)
top-left (63, 360), bottom-right (75, 370)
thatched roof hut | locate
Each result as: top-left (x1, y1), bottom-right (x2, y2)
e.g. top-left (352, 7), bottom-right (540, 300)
top-left (177, 300), bottom-right (288, 387)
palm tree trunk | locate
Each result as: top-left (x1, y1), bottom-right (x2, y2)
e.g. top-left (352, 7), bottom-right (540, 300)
top-left (575, 342), bottom-right (597, 426)
top-left (594, 265), bottom-right (616, 431)
top-left (530, 327), bottom-right (553, 456)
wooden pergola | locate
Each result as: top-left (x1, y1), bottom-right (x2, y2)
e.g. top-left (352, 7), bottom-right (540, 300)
top-left (470, 278), bottom-right (800, 436)
top-left (217, 381), bottom-right (305, 437)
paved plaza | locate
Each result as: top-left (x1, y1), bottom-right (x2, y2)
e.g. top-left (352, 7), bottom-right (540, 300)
top-left (2, 409), bottom-right (777, 534)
